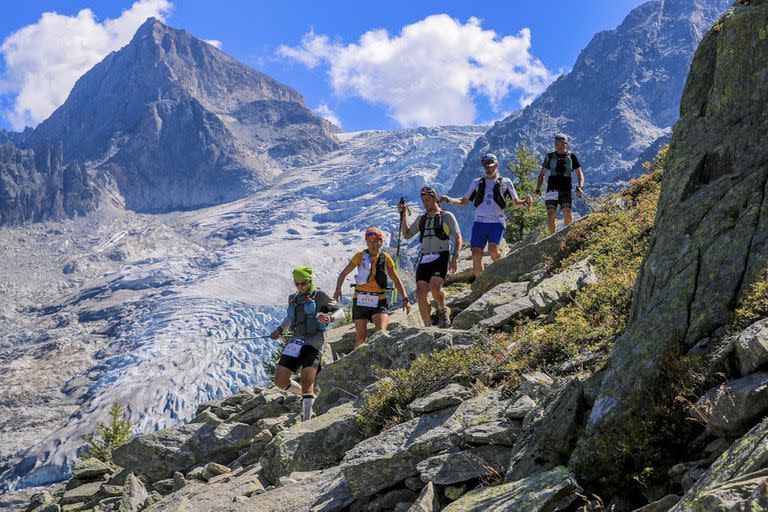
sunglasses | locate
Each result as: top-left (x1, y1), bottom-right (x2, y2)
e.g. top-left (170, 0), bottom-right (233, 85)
top-left (294, 281), bottom-right (309, 286)
top-left (365, 231), bottom-right (382, 238)
top-left (481, 160), bottom-right (497, 166)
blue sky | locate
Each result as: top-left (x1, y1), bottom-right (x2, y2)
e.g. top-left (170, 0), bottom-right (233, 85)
top-left (0, 0), bottom-right (647, 132)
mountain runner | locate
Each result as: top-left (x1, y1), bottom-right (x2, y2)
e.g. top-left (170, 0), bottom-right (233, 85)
top-left (270, 266), bottom-right (345, 420)
top-left (334, 227), bottom-right (411, 348)
top-left (399, 187), bottom-right (462, 327)
top-left (535, 133), bottom-right (585, 234)
top-left (441, 153), bottom-right (531, 277)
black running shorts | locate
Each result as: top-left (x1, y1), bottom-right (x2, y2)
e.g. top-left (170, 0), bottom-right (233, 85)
top-left (545, 189), bottom-right (573, 210)
top-left (277, 344), bottom-right (322, 373)
top-left (416, 251), bottom-right (450, 283)
top-left (352, 296), bottom-right (389, 321)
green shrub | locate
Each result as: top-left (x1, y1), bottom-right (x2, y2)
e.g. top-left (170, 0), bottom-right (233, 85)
top-left (356, 337), bottom-right (509, 436)
top-left (731, 272), bottom-right (768, 330)
top-left (82, 402), bottom-right (133, 463)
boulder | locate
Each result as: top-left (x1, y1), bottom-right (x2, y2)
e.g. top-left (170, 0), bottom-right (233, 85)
top-left (468, 227), bottom-right (571, 303)
top-left (201, 462), bottom-right (230, 481)
top-left (112, 421), bottom-right (261, 481)
top-left (260, 402), bottom-right (364, 484)
top-left (244, 467), bottom-right (354, 512)
top-left (503, 395), bottom-right (538, 420)
top-left (443, 466), bottom-right (581, 511)
top-left (315, 328), bottom-right (478, 414)
top-left (340, 391), bottom-right (509, 497)
top-left (60, 482), bottom-right (102, 505)
top-left (408, 482), bottom-right (439, 512)
top-left (407, 384), bottom-right (475, 414)
top-left (527, 258), bottom-right (597, 315)
top-left (72, 458), bottom-right (113, 481)
top-left (461, 418), bottom-right (521, 446)
top-left (229, 389), bottom-right (300, 424)
top-left (734, 318), bottom-right (768, 376)
top-left (452, 282), bottom-right (529, 329)
top-left (477, 296), bottom-right (536, 329)
top-left (671, 417), bottom-right (768, 511)
top-left (507, 378), bottom-right (585, 482)
top-left (570, 0), bottom-right (768, 485)
top-left (514, 372), bottom-right (555, 403)
top-left (634, 494), bottom-right (682, 511)
top-left (120, 473), bottom-right (150, 512)
top-left (691, 372), bottom-right (768, 438)
top-left (417, 445), bottom-right (512, 485)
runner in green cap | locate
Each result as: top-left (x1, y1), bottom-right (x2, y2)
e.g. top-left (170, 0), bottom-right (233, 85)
top-left (270, 265), bottom-right (345, 420)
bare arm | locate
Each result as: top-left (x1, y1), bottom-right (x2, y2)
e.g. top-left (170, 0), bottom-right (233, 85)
top-left (575, 167), bottom-right (585, 189)
top-left (535, 167), bottom-right (547, 194)
top-left (441, 195), bottom-right (470, 206)
top-left (334, 262), bottom-right (357, 300)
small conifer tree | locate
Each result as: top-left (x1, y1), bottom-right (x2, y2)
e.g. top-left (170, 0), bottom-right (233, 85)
top-left (82, 401), bottom-right (133, 462)
top-left (504, 144), bottom-right (547, 243)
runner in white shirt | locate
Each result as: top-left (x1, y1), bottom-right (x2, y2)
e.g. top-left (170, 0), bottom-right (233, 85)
top-left (442, 153), bottom-right (531, 277)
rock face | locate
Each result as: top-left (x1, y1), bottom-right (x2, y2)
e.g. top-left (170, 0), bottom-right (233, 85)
top-left (443, 466), bottom-right (582, 512)
top-left (734, 318), bottom-right (768, 376)
top-left (24, 18), bottom-right (338, 214)
top-left (570, 0), bottom-right (768, 485)
top-left (446, 0), bottom-right (730, 232)
top-left (692, 372), bottom-right (768, 438)
top-left (671, 417), bottom-right (768, 511)
top-left (0, 141), bottom-right (100, 224)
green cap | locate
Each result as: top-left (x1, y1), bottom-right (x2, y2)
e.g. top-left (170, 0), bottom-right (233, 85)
top-left (292, 266), bottom-right (315, 292)
top-left (554, 133), bottom-right (568, 142)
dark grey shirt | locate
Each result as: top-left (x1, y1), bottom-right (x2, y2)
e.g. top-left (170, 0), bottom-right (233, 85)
top-left (279, 289), bottom-right (340, 350)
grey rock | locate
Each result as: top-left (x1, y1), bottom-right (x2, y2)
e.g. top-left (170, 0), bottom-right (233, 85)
top-left (404, 476), bottom-right (426, 492)
top-left (734, 318), bottom-right (768, 376)
top-left (112, 421), bottom-right (260, 481)
top-left (452, 282), bottom-right (529, 329)
top-left (120, 473), bottom-right (149, 512)
top-left (372, 489), bottom-right (418, 510)
top-left (444, 484), bottom-right (469, 501)
top-left (185, 466), bottom-right (205, 481)
top-left (171, 472), bottom-right (186, 492)
top-left (417, 445), bottom-right (512, 485)
top-left (527, 258), bottom-right (597, 315)
top-left (189, 408), bottom-right (223, 426)
top-left (477, 296), bottom-right (536, 329)
top-left (408, 482), bottom-right (439, 512)
top-left (27, 490), bottom-right (52, 510)
top-left (245, 467), bottom-right (354, 512)
top-left (60, 481), bottom-right (102, 505)
top-left (671, 417), bottom-right (768, 511)
top-left (151, 478), bottom-right (175, 492)
top-left (461, 419), bottom-right (521, 446)
top-left (407, 384), bottom-right (475, 414)
top-left (507, 378), bottom-right (585, 482)
top-left (570, 0), bottom-right (768, 479)
top-left (230, 390), bottom-right (299, 424)
top-left (503, 395), bottom-right (538, 420)
top-left (315, 328), bottom-right (478, 414)
top-left (201, 462), bottom-right (231, 481)
top-left (634, 494), bottom-right (681, 512)
top-left (341, 391), bottom-right (509, 497)
top-left (691, 372), bottom-right (768, 438)
top-left (515, 372), bottom-right (555, 402)
top-left (443, 466), bottom-right (581, 512)
top-left (260, 402), bottom-right (364, 484)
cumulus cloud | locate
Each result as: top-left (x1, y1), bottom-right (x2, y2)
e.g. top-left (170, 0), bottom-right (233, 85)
top-left (279, 15), bottom-right (555, 127)
top-left (204, 39), bottom-right (223, 49)
top-left (0, 0), bottom-right (173, 130)
top-left (314, 103), bottom-right (341, 128)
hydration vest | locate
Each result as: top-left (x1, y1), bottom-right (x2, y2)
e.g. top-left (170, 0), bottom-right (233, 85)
top-left (287, 290), bottom-right (331, 335)
top-left (419, 210), bottom-right (451, 242)
top-left (546, 151), bottom-right (574, 191)
top-left (354, 249), bottom-right (388, 291)
top-left (469, 177), bottom-right (511, 209)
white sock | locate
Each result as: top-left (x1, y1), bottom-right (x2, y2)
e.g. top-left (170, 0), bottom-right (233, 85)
top-left (302, 394), bottom-right (315, 421)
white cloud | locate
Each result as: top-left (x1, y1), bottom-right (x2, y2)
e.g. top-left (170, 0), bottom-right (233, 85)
top-left (314, 103), bottom-right (341, 128)
top-left (279, 15), bottom-right (555, 127)
top-left (204, 39), bottom-right (223, 49)
top-left (0, 0), bottom-right (173, 130)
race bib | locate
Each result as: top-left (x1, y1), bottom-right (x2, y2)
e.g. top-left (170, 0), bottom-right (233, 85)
top-left (356, 293), bottom-right (379, 308)
top-left (282, 338), bottom-right (305, 358)
top-left (420, 253), bottom-right (440, 264)
top-left (544, 191), bottom-right (559, 201)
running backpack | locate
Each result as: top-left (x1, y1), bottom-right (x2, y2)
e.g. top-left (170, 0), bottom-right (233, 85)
top-left (354, 249), bottom-right (388, 290)
top-left (287, 291), bottom-right (331, 335)
top-left (469, 177), bottom-right (512, 209)
top-left (418, 210), bottom-right (451, 242)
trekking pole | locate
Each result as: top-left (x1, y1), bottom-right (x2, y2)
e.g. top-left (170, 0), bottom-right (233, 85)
top-left (390, 197), bottom-right (410, 304)
top-left (215, 335), bottom-right (273, 344)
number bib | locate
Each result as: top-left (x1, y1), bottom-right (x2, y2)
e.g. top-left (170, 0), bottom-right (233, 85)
top-left (282, 338), bottom-right (305, 358)
top-left (356, 293), bottom-right (379, 308)
top-left (544, 191), bottom-right (559, 201)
